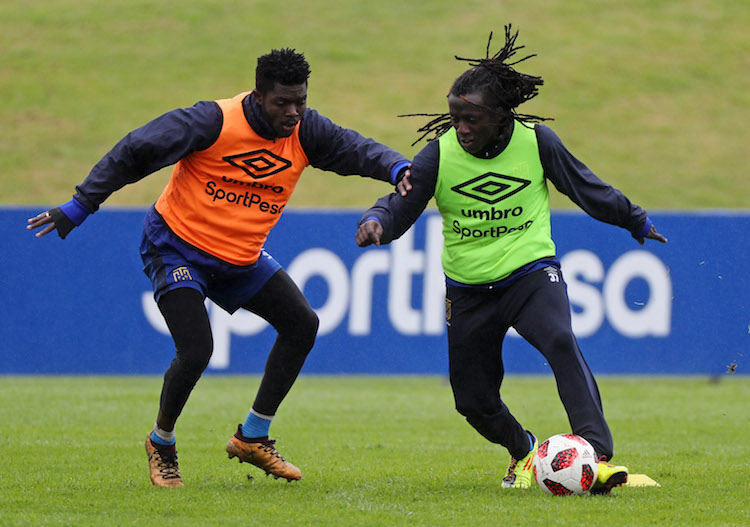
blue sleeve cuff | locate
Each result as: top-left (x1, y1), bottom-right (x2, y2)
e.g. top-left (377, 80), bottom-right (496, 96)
top-left (637, 217), bottom-right (653, 238)
top-left (390, 161), bottom-right (410, 184)
top-left (59, 198), bottom-right (91, 226)
top-left (359, 216), bottom-right (381, 226)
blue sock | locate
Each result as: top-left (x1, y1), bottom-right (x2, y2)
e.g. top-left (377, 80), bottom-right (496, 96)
top-left (150, 430), bottom-right (176, 447)
top-left (528, 432), bottom-right (535, 451)
top-left (241, 410), bottom-right (272, 439)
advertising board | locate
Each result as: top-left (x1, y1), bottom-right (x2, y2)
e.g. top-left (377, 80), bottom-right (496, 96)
top-left (2, 208), bottom-right (746, 375)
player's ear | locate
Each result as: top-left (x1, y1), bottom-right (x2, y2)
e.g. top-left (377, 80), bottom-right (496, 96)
top-left (253, 90), bottom-right (264, 105)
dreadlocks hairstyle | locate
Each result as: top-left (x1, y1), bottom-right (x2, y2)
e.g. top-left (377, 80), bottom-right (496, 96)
top-left (403, 25), bottom-right (551, 146)
top-left (256, 48), bottom-right (311, 94)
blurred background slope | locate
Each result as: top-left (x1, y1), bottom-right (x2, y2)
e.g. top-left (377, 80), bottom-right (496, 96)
top-left (1, 0), bottom-right (748, 209)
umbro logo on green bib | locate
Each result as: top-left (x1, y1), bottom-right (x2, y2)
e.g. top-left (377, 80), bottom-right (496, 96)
top-left (451, 172), bottom-right (530, 204)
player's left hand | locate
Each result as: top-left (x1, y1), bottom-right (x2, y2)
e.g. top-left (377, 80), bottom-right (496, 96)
top-left (636, 224), bottom-right (667, 245)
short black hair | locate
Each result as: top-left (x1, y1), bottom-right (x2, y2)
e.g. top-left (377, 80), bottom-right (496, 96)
top-left (402, 25), bottom-right (551, 145)
top-left (255, 48), bottom-right (311, 94)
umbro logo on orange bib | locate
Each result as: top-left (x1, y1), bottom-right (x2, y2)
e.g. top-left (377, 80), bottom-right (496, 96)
top-left (222, 149), bottom-right (292, 179)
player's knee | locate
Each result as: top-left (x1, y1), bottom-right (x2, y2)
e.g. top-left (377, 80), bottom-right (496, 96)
top-left (164, 355), bottom-right (209, 390)
top-left (450, 376), bottom-right (490, 417)
top-left (456, 404), bottom-right (481, 422)
top-left (454, 395), bottom-right (491, 421)
top-left (545, 326), bottom-right (577, 353)
top-left (299, 306), bottom-right (319, 339)
top-left (176, 332), bottom-right (213, 369)
top-left (280, 304), bottom-right (319, 348)
top-left (464, 412), bottom-right (499, 441)
top-left (158, 287), bottom-right (213, 365)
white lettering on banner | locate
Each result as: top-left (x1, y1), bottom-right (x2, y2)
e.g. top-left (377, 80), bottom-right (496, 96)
top-left (562, 250), bottom-right (606, 337)
top-left (349, 250), bottom-right (389, 335)
top-left (602, 251), bottom-right (672, 337)
top-left (390, 217), bottom-right (446, 334)
top-left (348, 215), bottom-right (445, 335)
top-left (422, 216), bottom-right (446, 334)
top-left (561, 249), bottom-right (672, 338)
top-left (280, 216), bottom-right (446, 336)
top-left (401, 218), bottom-right (445, 333)
top-left (389, 229), bottom-right (425, 335)
top-left (139, 219), bottom-right (670, 370)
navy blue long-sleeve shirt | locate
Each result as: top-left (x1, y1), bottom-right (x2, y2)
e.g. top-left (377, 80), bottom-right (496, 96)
top-left (362, 124), bottom-right (649, 246)
top-left (72, 93), bottom-right (409, 213)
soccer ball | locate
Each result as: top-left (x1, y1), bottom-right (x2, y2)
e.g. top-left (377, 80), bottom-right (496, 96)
top-left (533, 434), bottom-right (599, 495)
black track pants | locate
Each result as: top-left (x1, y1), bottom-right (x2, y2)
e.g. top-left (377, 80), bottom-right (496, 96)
top-left (446, 268), bottom-right (613, 461)
top-left (156, 268), bottom-right (318, 423)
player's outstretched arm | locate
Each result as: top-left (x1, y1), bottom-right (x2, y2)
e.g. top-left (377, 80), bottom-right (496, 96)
top-left (355, 219), bottom-right (384, 247)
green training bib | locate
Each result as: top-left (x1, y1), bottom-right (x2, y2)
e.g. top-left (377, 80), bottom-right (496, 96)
top-left (434, 123), bottom-right (556, 283)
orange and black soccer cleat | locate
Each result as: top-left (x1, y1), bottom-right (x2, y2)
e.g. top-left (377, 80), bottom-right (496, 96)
top-left (226, 425), bottom-right (302, 481)
top-left (145, 435), bottom-right (184, 488)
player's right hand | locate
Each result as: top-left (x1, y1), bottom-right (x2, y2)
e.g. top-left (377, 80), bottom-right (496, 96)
top-left (356, 219), bottom-right (383, 247)
top-left (27, 207), bottom-right (76, 239)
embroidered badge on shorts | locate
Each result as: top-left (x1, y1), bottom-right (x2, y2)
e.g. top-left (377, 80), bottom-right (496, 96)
top-left (171, 266), bottom-right (193, 283)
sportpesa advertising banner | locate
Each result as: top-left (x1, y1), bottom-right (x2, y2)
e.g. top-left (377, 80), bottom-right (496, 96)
top-left (2, 208), bottom-right (747, 375)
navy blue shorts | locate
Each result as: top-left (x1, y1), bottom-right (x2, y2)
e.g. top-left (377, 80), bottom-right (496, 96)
top-left (140, 208), bottom-right (281, 314)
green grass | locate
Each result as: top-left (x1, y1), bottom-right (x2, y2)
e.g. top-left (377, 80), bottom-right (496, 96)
top-left (1, 0), bottom-right (749, 210)
top-left (1, 375), bottom-right (748, 526)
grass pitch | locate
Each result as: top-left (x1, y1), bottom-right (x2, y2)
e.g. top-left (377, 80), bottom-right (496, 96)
top-left (1, 375), bottom-right (748, 526)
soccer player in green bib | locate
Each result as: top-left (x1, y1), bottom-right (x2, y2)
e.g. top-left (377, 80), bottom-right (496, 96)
top-left (356, 26), bottom-right (667, 494)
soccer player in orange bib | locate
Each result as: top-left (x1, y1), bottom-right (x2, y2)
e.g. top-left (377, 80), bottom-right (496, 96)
top-left (28, 48), bottom-right (410, 487)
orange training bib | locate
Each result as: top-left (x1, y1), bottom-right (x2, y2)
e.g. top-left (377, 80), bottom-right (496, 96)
top-left (155, 92), bottom-right (309, 265)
